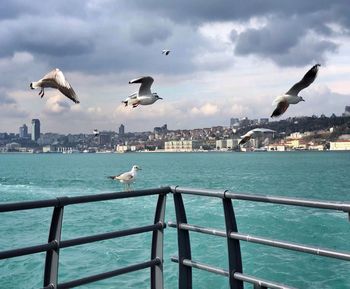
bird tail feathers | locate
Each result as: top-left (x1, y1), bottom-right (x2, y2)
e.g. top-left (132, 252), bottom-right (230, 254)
top-left (30, 81), bottom-right (41, 89)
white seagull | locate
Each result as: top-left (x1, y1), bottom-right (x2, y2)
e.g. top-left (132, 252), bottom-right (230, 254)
top-left (271, 64), bottom-right (320, 117)
top-left (239, 128), bottom-right (276, 145)
top-left (123, 76), bottom-right (162, 108)
top-left (162, 50), bottom-right (171, 55)
top-left (108, 165), bottom-right (141, 191)
top-left (30, 68), bottom-right (80, 104)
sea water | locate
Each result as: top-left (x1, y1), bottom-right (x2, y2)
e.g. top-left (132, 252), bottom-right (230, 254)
top-left (0, 152), bottom-right (349, 289)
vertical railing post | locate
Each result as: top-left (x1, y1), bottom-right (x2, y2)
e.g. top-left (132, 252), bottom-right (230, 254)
top-left (223, 192), bottom-right (243, 289)
top-left (43, 202), bottom-right (65, 288)
top-left (151, 192), bottom-right (167, 289)
top-left (173, 187), bottom-right (192, 289)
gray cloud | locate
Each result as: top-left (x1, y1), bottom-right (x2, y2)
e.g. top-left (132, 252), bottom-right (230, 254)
top-left (0, 92), bottom-right (16, 105)
top-left (234, 16), bottom-right (338, 66)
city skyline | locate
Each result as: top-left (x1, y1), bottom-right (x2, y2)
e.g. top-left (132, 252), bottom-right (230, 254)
top-left (1, 1), bottom-right (350, 133)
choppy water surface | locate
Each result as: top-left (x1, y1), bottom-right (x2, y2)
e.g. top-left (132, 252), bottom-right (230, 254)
top-left (0, 152), bottom-right (349, 289)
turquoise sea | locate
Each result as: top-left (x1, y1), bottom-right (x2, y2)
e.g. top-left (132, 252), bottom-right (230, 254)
top-left (0, 152), bottom-right (349, 289)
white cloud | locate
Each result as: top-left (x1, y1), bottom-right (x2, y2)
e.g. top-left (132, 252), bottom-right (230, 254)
top-left (191, 102), bottom-right (219, 116)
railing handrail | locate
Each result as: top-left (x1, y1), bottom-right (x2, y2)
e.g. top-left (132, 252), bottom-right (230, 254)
top-left (1, 186), bottom-right (349, 289)
top-left (171, 186), bottom-right (350, 213)
top-left (0, 187), bottom-right (170, 212)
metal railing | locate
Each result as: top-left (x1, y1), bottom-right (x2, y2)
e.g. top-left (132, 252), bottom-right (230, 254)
top-left (168, 186), bottom-right (350, 289)
top-left (0, 187), bottom-right (168, 289)
top-left (0, 186), bottom-right (349, 289)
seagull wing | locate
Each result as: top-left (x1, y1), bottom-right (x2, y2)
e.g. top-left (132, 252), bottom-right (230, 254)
top-left (285, 64), bottom-right (320, 96)
top-left (129, 76), bottom-right (154, 95)
top-left (251, 128), bottom-right (276, 133)
top-left (54, 69), bottom-right (80, 104)
top-left (239, 135), bottom-right (251, 145)
top-left (271, 100), bottom-right (289, 117)
top-left (115, 172), bottom-right (133, 181)
top-left (39, 69), bottom-right (61, 88)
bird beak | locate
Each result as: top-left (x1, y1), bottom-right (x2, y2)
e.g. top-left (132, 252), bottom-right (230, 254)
top-left (158, 97), bottom-right (163, 100)
top-left (30, 83), bottom-right (34, 89)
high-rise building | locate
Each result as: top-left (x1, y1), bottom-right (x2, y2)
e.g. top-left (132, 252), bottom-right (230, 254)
top-left (31, 119), bottom-right (40, 142)
top-left (119, 124), bottom-right (125, 136)
top-left (230, 118), bottom-right (239, 128)
top-left (19, 124), bottom-right (28, 138)
top-left (343, 106), bottom-right (350, 117)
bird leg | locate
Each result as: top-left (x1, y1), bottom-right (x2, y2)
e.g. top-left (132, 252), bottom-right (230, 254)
top-left (39, 88), bottom-right (45, 98)
top-left (132, 102), bottom-right (140, 108)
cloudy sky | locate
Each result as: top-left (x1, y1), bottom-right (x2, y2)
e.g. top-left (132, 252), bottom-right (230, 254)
top-left (1, 0), bottom-right (350, 133)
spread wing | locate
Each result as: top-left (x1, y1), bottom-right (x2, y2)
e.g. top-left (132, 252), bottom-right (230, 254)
top-left (285, 64), bottom-right (320, 96)
top-left (239, 135), bottom-right (251, 145)
top-left (55, 69), bottom-right (80, 104)
top-left (129, 76), bottom-right (154, 95)
top-left (271, 100), bottom-right (289, 118)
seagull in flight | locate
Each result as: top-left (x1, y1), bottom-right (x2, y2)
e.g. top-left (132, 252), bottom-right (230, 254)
top-left (123, 76), bottom-right (162, 108)
top-left (162, 50), bottom-right (171, 55)
top-left (108, 165), bottom-right (141, 191)
top-left (239, 128), bottom-right (276, 145)
top-left (30, 68), bottom-right (80, 104)
top-left (271, 64), bottom-right (320, 117)
top-left (93, 129), bottom-right (99, 137)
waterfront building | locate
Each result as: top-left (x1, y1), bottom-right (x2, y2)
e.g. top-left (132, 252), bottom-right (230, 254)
top-left (19, 124), bottom-right (28, 138)
top-left (216, 139), bottom-right (239, 150)
top-left (31, 119), bottom-right (40, 142)
top-left (98, 133), bottom-right (111, 146)
top-left (330, 140), bottom-right (350, 150)
top-left (164, 140), bottom-right (202, 152)
top-left (119, 124), bottom-right (125, 136)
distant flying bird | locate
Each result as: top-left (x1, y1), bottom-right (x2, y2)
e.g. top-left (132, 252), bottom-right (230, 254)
top-left (239, 128), bottom-right (276, 145)
top-left (30, 68), bottom-right (80, 104)
top-left (123, 76), bottom-right (163, 108)
top-left (93, 129), bottom-right (99, 136)
top-left (162, 50), bottom-right (171, 55)
top-left (108, 165), bottom-right (141, 191)
top-left (271, 64), bottom-right (320, 117)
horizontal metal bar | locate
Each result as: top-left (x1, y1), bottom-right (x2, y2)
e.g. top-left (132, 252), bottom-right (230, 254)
top-left (171, 186), bottom-right (350, 212)
top-left (225, 192), bottom-right (350, 212)
top-left (171, 256), bottom-right (229, 276)
top-left (0, 224), bottom-right (164, 260)
top-left (0, 241), bottom-right (58, 260)
top-left (171, 186), bottom-right (226, 198)
top-left (61, 223), bottom-right (164, 248)
top-left (57, 258), bottom-right (161, 289)
top-left (168, 222), bottom-right (350, 261)
top-left (171, 257), bottom-right (296, 289)
top-left (230, 232), bottom-right (350, 261)
top-left (167, 221), bottom-right (226, 237)
top-left (234, 272), bottom-right (297, 289)
top-left (0, 187), bottom-right (170, 212)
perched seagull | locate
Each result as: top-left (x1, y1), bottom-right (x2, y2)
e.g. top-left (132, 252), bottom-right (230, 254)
top-left (162, 50), bottom-right (171, 55)
top-left (93, 129), bottom-right (99, 137)
top-left (123, 76), bottom-right (163, 108)
top-left (30, 68), bottom-right (80, 104)
top-left (239, 128), bottom-right (276, 145)
top-left (271, 64), bottom-right (320, 117)
top-left (108, 165), bottom-right (141, 191)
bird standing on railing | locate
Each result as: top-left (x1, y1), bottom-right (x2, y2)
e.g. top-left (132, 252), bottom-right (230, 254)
top-left (108, 165), bottom-right (141, 191)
